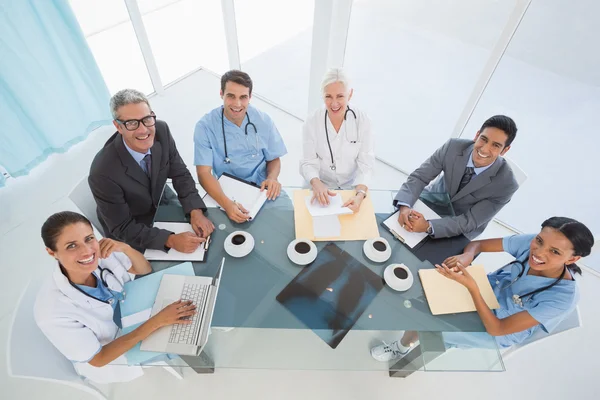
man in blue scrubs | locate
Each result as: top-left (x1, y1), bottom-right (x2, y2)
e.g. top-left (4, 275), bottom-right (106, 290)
top-left (194, 70), bottom-right (287, 223)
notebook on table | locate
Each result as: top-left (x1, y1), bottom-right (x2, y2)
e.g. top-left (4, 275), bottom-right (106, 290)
top-left (202, 172), bottom-right (267, 220)
top-left (144, 222), bottom-right (209, 262)
top-left (418, 265), bottom-right (500, 315)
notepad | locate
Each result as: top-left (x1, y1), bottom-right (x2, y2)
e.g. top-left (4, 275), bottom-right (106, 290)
top-left (382, 200), bottom-right (440, 248)
top-left (418, 265), bottom-right (500, 315)
top-left (304, 194), bottom-right (353, 217)
top-left (203, 173), bottom-right (267, 220)
top-left (144, 222), bottom-right (207, 261)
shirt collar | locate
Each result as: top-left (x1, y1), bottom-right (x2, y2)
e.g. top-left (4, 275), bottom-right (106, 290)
top-left (122, 137), bottom-right (151, 165)
top-left (52, 265), bottom-right (107, 308)
top-left (467, 151), bottom-right (495, 175)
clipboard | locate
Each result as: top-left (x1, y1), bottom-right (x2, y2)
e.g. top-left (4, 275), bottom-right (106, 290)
top-left (381, 200), bottom-right (440, 248)
top-left (144, 222), bottom-right (210, 262)
top-left (202, 172), bottom-right (268, 220)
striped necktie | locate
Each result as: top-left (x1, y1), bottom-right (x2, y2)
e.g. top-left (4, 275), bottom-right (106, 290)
top-left (457, 166), bottom-right (475, 192)
top-left (143, 154), bottom-right (152, 178)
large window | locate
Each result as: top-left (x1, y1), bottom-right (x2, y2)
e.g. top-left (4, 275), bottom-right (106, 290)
top-left (69, 0), bottom-right (153, 94)
top-left (344, 0), bottom-right (518, 172)
top-left (142, 0), bottom-right (229, 85)
top-left (235, 0), bottom-right (314, 117)
top-left (460, 0), bottom-right (600, 243)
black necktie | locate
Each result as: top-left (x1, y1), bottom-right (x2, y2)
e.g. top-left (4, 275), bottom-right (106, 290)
top-left (457, 166), bottom-right (475, 192)
top-left (143, 154), bottom-right (152, 178)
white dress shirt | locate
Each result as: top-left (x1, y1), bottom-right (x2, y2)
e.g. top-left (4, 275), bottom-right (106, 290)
top-left (300, 105), bottom-right (374, 189)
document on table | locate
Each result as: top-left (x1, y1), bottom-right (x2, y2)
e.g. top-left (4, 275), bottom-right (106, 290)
top-left (304, 194), bottom-right (353, 217)
top-left (313, 215), bottom-right (342, 238)
top-left (419, 265), bottom-right (500, 315)
top-left (121, 308), bottom-right (152, 329)
top-left (203, 172), bottom-right (267, 220)
top-left (382, 200), bottom-right (440, 248)
top-left (293, 189), bottom-right (380, 242)
top-left (144, 222), bottom-right (207, 261)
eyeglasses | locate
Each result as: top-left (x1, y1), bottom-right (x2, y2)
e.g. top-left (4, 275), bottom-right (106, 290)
top-left (116, 113), bottom-right (156, 131)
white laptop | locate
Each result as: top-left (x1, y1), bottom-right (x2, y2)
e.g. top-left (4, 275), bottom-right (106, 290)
top-left (140, 258), bottom-right (225, 355)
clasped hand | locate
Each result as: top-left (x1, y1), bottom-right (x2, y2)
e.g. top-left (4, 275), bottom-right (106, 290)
top-left (397, 206), bottom-right (429, 232)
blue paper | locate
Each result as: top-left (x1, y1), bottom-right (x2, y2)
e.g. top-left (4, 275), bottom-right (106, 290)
top-left (121, 262), bottom-right (195, 318)
top-left (120, 262), bottom-right (194, 365)
top-left (122, 322), bottom-right (165, 365)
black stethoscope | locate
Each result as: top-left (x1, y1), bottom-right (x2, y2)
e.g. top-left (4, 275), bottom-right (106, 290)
top-left (495, 256), bottom-right (566, 307)
top-left (324, 106), bottom-right (358, 171)
top-left (221, 107), bottom-right (259, 164)
top-left (62, 266), bottom-right (126, 305)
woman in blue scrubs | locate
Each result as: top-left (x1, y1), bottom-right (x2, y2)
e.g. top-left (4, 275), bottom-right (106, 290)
top-left (371, 216), bottom-right (593, 361)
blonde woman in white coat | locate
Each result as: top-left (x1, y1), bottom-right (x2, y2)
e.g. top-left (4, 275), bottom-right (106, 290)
top-left (300, 68), bottom-right (375, 212)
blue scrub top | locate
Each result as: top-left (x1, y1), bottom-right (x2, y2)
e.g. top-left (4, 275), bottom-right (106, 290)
top-left (76, 272), bottom-right (123, 311)
top-left (488, 234), bottom-right (579, 348)
top-left (193, 105), bottom-right (288, 184)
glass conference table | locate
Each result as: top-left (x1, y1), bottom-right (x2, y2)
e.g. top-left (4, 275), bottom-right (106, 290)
top-left (124, 186), bottom-right (504, 377)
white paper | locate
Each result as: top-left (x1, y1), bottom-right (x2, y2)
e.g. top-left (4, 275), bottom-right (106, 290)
top-left (304, 194), bottom-right (353, 217)
top-left (383, 200), bottom-right (441, 248)
top-left (144, 222), bottom-right (206, 261)
top-left (313, 215), bottom-right (342, 238)
top-left (121, 308), bottom-right (152, 328)
top-left (203, 174), bottom-right (267, 220)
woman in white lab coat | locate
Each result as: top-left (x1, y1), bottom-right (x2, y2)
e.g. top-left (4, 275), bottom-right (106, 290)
top-left (300, 68), bottom-right (375, 212)
top-left (34, 211), bottom-right (196, 383)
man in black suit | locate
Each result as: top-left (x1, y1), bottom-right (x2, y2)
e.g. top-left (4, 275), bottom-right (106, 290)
top-left (89, 89), bottom-right (214, 253)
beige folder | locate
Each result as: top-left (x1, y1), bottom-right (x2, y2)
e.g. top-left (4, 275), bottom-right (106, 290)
top-left (293, 189), bottom-right (380, 241)
top-left (418, 265), bottom-right (500, 315)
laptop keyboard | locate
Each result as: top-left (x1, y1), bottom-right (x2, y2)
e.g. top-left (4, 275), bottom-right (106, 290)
top-left (168, 282), bottom-right (209, 345)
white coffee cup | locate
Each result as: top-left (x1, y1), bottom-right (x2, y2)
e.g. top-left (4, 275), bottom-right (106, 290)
top-left (224, 231), bottom-right (254, 258)
top-left (383, 263), bottom-right (414, 292)
top-left (287, 239), bottom-right (317, 266)
top-left (363, 237), bottom-right (391, 263)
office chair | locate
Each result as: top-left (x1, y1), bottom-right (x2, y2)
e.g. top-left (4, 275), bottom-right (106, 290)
top-left (69, 176), bottom-right (104, 236)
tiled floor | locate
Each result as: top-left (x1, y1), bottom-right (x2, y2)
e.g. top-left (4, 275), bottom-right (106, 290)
top-left (1, 70), bottom-right (598, 400)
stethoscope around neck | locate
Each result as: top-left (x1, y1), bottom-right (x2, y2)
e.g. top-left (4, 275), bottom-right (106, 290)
top-left (496, 256), bottom-right (567, 307)
top-left (221, 107), bottom-right (259, 164)
top-left (62, 265), bottom-right (126, 305)
top-left (324, 106), bottom-right (358, 171)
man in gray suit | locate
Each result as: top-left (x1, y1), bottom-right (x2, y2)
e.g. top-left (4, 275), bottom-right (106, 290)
top-left (89, 89), bottom-right (214, 253)
top-left (394, 115), bottom-right (519, 240)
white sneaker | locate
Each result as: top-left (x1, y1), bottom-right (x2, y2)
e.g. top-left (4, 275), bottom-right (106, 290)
top-left (370, 340), bottom-right (411, 362)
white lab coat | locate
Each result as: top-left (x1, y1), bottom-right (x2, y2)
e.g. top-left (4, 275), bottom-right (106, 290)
top-left (34, 252), bottom-right (144, 383)
top-left (300, 105), bottom-right (375, 189)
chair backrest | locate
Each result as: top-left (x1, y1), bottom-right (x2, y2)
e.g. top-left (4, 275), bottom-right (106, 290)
top-left (504, 157), bottom-right (528, 187)
top-left (502, 306), bottom-right (581, 359)
top-left (69, 176), bottom-right (104, 235)
top-left (7, 277), bottom-right (79, 382)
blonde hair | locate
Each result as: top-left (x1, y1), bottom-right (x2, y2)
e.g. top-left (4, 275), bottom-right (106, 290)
top-left (321, 68), bottom-right (351, 95)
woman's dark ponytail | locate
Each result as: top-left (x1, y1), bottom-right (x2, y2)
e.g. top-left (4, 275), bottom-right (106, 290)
top-left (541, 217), bottom-right (594, 275)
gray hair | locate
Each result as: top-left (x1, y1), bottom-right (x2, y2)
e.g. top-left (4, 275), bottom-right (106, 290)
top-left (109, 89), bottom-right (151, 120)
top-left (321, 68), bottom-right (351, 95)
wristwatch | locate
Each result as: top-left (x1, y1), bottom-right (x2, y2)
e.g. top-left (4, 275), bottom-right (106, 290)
top-left (356, 189), bottom-right (367, 198)
top-left (426, 221), bottom-right (434, 235)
